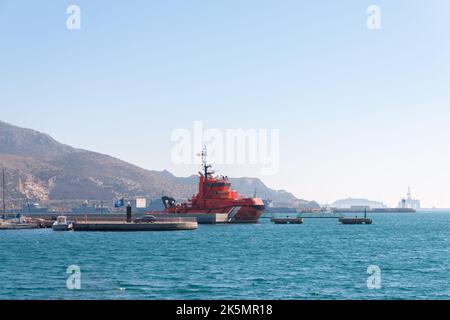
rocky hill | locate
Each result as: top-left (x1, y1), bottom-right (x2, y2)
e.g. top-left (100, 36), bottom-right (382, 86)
top-left (0, 120), bottom-right (317, 209)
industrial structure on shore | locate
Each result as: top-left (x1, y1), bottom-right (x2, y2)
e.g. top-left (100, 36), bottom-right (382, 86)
top-left (398, 187), bottom-right (421, 210)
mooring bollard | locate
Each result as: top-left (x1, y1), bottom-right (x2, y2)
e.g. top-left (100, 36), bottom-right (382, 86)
top-left (126, 203), bottom-right (132, 223)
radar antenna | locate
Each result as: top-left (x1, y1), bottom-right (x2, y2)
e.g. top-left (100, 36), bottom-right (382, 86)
top-left (199, 146), bottom-right (212, 179)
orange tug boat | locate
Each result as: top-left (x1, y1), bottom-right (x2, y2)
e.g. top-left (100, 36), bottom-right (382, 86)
top-left (153, 149), bottom-right (265, 223)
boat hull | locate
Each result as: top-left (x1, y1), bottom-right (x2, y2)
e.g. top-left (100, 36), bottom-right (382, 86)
top-left (231, 205), bottom-right (265, 223)
top-left (0, 223), bottom-right (39, 230)
top-left (52, 224), bottom-right (73, 231)
top-left (149, 204), bottom-right (265, 224)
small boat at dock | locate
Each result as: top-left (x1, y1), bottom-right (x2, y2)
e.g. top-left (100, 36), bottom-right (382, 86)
top-left (0, 216), bottom-right (39, 230)
top-left (0, 222), bottom-right (38, 230)
top-left (0, 168), bottom-right (40, 230)
top-left (52, 216), bottom-right (73, 231)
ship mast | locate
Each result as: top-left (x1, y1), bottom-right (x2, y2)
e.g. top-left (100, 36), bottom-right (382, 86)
top-left (2, 168), bottom-right (6, 220)
top-left (200, 147), bottom-right (212, 180)
top-left (199, 146), bottom-right (213, 203)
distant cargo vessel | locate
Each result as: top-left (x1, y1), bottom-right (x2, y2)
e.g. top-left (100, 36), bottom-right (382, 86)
top-left (146, 148), bottom-right (265, 223)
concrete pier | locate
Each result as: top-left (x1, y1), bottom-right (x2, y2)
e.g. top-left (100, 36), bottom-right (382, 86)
top-left (73, 219), bottom-right (198, 232)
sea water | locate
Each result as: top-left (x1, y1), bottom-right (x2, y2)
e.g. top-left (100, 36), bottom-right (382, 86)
top-left (1, 212), bottom-right (449, 300)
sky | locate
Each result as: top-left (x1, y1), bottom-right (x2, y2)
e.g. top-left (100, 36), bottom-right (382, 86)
top-left (1, 1), bottom-right (450, 208)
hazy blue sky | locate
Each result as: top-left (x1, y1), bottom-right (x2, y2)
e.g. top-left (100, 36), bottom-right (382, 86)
top-left (1, 1), bottom-right (450, 207)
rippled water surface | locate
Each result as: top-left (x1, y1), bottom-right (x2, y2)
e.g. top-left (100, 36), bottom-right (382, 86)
top-left (1, 212), bottom-right (450, 299)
